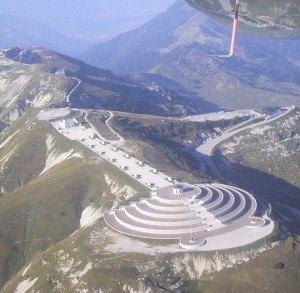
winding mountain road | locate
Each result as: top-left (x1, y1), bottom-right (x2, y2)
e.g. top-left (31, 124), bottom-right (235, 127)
top-left (105, 111), bottom-right (124, 146)
top-left (195, 106), bottom-right (295, 179)
top-left (66, 77), bottom-right (81, 105)
top-left (196, 107), bottom-right (294, 156)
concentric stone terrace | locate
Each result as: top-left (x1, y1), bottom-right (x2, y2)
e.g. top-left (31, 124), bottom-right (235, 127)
top-left (104, 183), bottom-right (266, 249)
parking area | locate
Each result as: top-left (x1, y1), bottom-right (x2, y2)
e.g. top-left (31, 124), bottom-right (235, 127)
top-left (52, 122), bottom-right (172, 189)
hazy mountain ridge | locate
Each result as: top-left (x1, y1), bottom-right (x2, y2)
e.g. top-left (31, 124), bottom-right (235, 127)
top-left (0, 1), bottom-right (176, 56)
top-left (82, 1), bottom-right (199, 72)
top-left (82, 0), bottom-right (300, 110)
top-left (0, 0), bottom-right (176, 43)
top-left (0, 14), bottom-right (91, 56)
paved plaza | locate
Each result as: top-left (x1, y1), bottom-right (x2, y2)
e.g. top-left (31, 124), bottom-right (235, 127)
top-left (104, 183), bottom-right (269, 249)
top-left (52, 122), bottom-right (173, 189)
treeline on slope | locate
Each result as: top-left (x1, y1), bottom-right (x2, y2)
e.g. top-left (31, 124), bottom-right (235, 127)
top-left (113, 115), bottom-right (248, 177)
top-left (114, 115), bottom-right (247, 143)
top-left (69, 75), bottom-right (206, 117)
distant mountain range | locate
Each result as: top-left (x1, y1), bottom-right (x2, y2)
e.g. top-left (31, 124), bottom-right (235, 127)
top-left (1, 0), bottom-right (299, 111)
top-left (82, 0), bottom-right (300, 110)
top-left (0, 0), bottom-right (176, 43)
top-left (0, 0), bottom-right (177, 55)
top-left (0, 14), bottom-right (91, 56)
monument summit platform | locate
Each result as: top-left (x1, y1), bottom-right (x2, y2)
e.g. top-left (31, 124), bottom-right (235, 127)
top-left (104, 183), bottom-right (270, 250)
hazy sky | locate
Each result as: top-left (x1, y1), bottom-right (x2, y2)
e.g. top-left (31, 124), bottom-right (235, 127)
top-left (0, 0), bottom-right (178, 42)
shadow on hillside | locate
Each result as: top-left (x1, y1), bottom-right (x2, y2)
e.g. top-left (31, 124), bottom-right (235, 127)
top-left (207, 152), bottom-right (300, 210)
top-left (194, 152), bottom-right (300, 239)
top-left (69, 73), bottom-right (221, 116)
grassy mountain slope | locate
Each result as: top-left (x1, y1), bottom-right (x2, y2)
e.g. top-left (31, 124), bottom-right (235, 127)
top-left (1, 43), bottom-right (219, 287)
top-left (109, 112), bottom-right (248, 182)
top-left (214, 108), bottom-right (300, 204)
top-left (0, 47), bottom-right (215, 120)
top-left (0, 49), bottom-right (74, 122)
top-left (0, 108), bottom-right (149, 289)
top-left (1, 109), bottom-right (299, 293)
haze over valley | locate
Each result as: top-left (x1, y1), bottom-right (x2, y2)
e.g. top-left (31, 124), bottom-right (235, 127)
top-left (0, 0), bottom-right (176, 55)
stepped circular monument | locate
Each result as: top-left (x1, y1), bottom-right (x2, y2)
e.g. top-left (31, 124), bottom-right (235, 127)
top-left (104, 183), bottom-right (268, 249)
